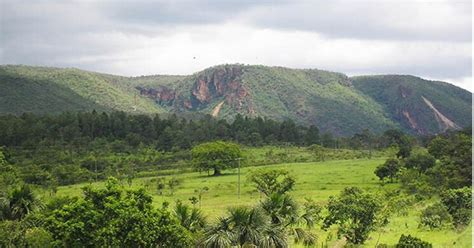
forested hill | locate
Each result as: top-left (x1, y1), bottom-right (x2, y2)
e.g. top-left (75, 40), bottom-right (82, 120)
top-left (0, 64), bottom-right (471, 135)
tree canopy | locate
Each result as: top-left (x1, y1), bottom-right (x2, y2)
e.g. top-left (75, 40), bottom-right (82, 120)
top-left (191, 141), bottom-right (242, 176)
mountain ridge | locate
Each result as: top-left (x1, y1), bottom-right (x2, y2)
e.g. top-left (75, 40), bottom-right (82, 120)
top-left (0, 64), bottom-right (471, 136)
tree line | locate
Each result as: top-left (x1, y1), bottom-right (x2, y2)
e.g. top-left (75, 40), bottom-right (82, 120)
top-left (0, 110), bottom-right (415, 150)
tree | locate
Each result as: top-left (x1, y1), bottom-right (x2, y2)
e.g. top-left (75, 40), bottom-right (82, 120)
top-left (429, 133), bottom-right (472, 189)
top-left (201, 206), bottom-right (287, 248)
top-left (173, 200), bottom-right (207, 233)
top-left (44, 177), bottom-right (192, 247)
top-left (261, 193), bottom-right (299, 226)
top-left (427, 136), bottom-right (450, 159)
top-left (396, 234), bottom-right (432, 248)
top-left (192, 141), bottom-right (242, 176)
top-left (375, 158), bottom-right (401, 182)
top-left (323, 187), bottom-right (383, 244)
top-left (304, 125), bottom-right (320, 145)
top-left (440, 187), bottom-right (472, 227)
top-left (405, 153), bottom-right (436, 173)
top-left (247, 169), bottom-right (295, 196)
top-left (396, 136), bottom-right (412, 159)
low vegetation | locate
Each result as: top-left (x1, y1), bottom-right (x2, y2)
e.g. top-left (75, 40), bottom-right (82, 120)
top-left (0, 110), bottom-right (471, 247)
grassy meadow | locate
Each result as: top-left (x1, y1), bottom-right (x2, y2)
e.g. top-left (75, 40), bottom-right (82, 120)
top-left (55, 157), bottom-right (471, 247)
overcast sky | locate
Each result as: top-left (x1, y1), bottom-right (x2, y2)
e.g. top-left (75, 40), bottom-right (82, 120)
top-left (0, 0), bottom-right (472, 91)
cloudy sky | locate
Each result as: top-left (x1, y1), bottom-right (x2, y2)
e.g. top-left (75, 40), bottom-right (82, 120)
top-left (0, 0), bottom-right (472, 91)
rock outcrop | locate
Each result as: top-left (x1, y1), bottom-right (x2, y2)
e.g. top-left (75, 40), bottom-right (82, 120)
top-left (137, 65), bottom-right (254, 114)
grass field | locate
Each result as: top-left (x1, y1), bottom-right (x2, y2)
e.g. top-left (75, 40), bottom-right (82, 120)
top-left (55, 158), bottom-right (472, 247)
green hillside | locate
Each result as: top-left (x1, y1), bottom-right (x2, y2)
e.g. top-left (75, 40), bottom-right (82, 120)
top-left (0, 65), bottom-right (165, 115)
top-left (352, 75), bottom-right (472, 134)
top-left (1, 64), bottom-right (471, 135)
top-left (136, 64), bottom-right (401, 135)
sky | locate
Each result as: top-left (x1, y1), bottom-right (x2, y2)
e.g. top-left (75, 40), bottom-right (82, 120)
top-left (0, 0), bottom-right (472, 91)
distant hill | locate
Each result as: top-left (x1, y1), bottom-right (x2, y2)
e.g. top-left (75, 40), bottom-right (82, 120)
top-left (351, 75), bottom-right (471, 135)
top-left (0, 64), bottom-right (471, 135)
top-left (0, 65), bottom-right (165, 115)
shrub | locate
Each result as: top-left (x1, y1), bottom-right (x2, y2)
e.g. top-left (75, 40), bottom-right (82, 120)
top-left (440, 187), bottom-right (472, 227)
top-left (419, 203), bottom-right (452, 229)
top-left (396, 234), bottom-right (432, 248)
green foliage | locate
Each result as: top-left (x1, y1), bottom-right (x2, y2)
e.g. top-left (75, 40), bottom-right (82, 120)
top-left (375, 158), bottom-right (401, 182)
top-left (192, 141), bottom-right (242, 176)
top-left (201, 206), bottom-right (287, 248)
top-left (419, 203), bottom-right (452, 229)
top-left (25, 227), bottom-right (54, 248)
top-left (44, 177), bottom-right (193, 247)
top-left (173, 200), bottom-right (207, 233)
top-left (323, 187), bottom-right (383, 244)
top-left (0, 220), bottom-right (27, 247)
top-left (405, 152), bottom-right (435, 173)
top-left (399, 169), bottom-right (436, 199)
top-left (247, 169), bottom-right (295, 196)
top-left (427, 136), bottom-right (450, 159)
top-left (396, 234), bottom-right (432, 248)
top-left (0, 184), bottom-right (43, 221)
top-left (427, 133), bottom-right (471, 189)
top-left (396, 136), bottom-right (413, 159)
top-left (440, 187), bottom-right (472, 227)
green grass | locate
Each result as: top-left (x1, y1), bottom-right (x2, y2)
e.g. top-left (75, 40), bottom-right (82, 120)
top-left (55, 158), bottom-right (472, 247)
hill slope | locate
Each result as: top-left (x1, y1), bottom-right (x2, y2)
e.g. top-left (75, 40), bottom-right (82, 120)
top-left (351, 75), bottom-right (471, 134)
top-left (1, 64), bottom-right (470, 135)
top-left (0, 65), bottom-right (166, 115)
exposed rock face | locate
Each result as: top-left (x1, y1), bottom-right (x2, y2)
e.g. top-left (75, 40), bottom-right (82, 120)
top-left (190, 65), bottom-right (249, 110)
top-left (136, 86), bottom-right (175, 106)
top-left (137, 65), bottom-right (254, 114)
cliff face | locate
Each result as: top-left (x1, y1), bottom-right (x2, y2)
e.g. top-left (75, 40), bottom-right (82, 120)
top-left (138, 65), bottom-right (254, 114)
top-left (136, 86), bottom-right (175, 106)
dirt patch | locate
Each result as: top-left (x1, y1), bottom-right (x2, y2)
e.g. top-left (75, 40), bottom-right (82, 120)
top-left (211, 101), bottom-right (225, 117)
top-left (421, 96), bottom-right (460, 131)
top-left (402, 110), bottom-right (418, 130)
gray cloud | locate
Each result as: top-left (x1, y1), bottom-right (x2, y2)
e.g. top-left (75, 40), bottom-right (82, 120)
top-left (242, 0), bottom-right (472, 42)
top-left (0, 0), bottom-right (471, 91)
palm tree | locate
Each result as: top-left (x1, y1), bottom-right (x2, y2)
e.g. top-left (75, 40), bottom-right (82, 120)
top-left (260, 225), bottom-right (288, 248)
top-left (201, 217), bottom-right (235, 248)
top-left (0, 184), bottom-right (43, 220)
top-left (260, 194), bottom-right (318, 246)
top-left (227, 207), bottom-right (268, 246)
top-left (260, 193), bottom-right (298, 226)
top-left (201, 206), bottom-right (288, 248)
top-left (173, 200), bottom-right (207, 233)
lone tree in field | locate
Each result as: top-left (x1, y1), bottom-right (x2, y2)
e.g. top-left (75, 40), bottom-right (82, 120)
top-left (248, 169), bottom-right (295, 196)
top-left (192, 141), bottom-right (242, 176)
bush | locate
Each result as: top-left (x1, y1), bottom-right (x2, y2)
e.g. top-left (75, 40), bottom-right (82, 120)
top-left (419, 203), bottom-right (452, 229)
top-left (396, 234), bottom-right (432, 248)
top-left (440, 187), bottom-right (472, 227)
